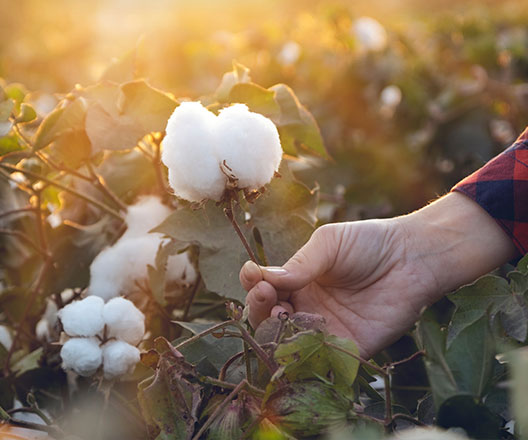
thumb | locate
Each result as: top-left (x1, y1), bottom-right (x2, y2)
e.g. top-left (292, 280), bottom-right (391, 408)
top-left (259, 225), bottom-right (334, 291)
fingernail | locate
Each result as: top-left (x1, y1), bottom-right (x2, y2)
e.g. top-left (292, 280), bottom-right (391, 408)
top-left (261, 266), bottom-right (288, 275)
top-left (243, 260), bottom-right (262, 277)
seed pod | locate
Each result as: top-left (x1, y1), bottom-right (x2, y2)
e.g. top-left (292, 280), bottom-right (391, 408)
top-left (205, 392), bottom-right (261, 440)
top-left (263, 381), bottom-right (353, 437)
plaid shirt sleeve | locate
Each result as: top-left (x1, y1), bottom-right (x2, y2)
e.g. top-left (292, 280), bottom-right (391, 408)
top-left (452, 127), bottom-right (528, 257)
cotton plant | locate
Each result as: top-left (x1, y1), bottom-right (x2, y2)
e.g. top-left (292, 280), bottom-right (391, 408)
top-left (58, 296), bottom-right (144, 380)
top-left (88, 195), bottom-right (197, 301)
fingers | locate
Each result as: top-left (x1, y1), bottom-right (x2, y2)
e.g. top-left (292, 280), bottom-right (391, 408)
top-left (259, 225), bottom-right (335, 291)
top-left (246, 280), bottom-right (277, 328)
top-left (239, 260), bottom-right (263, 291)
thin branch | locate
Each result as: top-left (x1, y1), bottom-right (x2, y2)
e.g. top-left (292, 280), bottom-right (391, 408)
top-left (390, 413), bottom-right (426, 427)
top-left (181, 275), bottom-right (202, 322)
top-left (234, 323), bottom-right (277, 374)
top-left (224, 199), bottom-right (257, 264)
top-left (388, 350), bottom-right (425, 369)
top-left (0, 163), bottom-right (124, 221)
top-left (3, 257), bottom-right (52, 375)
top-left (6, 418), bottom-right (64, 439)
top-left (0, 228), bottom-right (49, 258)
top-left (152, 140), bottom-right (168, 196)
top-left (86, 162), bottom-right (127, 211)
top-left (0, 207), bottom-right (36, 220)
top-left (173, 320), bottom-right (236, 351)
top-left (35, 151), bottom-right (92, 182)
top-left (383, 374), bottom-right (393, 431)
top-left (8, 407), bottom-right (52, 426)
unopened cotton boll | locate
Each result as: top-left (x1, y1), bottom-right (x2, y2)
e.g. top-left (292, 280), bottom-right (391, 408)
top-left (103, 297), bottom-right (145, 345)
top-left (58, 296), bottom-right (105, 337)
top-left (122, 195), bottom-right (172, 240)
top-left (102, 340), bottom-right (140, 379)
top-left (216, 104), bottom-right (282, 190)
top-left (162, 102), bottom-right (226, 202)
top-left (60, 337), bottom-right (103, 376)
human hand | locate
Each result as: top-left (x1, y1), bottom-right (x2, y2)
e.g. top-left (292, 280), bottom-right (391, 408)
top-left (240, 193), bottom-right (516, 358)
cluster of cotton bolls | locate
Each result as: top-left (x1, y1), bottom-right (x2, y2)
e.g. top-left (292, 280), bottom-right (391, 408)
top-left (58, 296), bottom-right (144, 379)
top-left (88, 195), bottom-right (196, 301)
top-left (161, 102), bottom-right (283, 203)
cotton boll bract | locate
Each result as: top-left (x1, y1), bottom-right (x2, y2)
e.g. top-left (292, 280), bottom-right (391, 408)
top-left (102, 340), bottom-right (140, 379)
top-left (60, 337), bottom-right (103, 377)
top-left (162, 102), bottom-right (226, 202)
top-left (58, 296), bottom-right (105, 337)
top-left (122, 195), bottom-right (172, 240)
top-left (216, 104), bottom-right (282, 190)
top-left (103, 297), bottom-right (145, 345)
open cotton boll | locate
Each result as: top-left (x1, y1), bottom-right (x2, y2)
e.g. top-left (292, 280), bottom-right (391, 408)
top-left (103, 297), bottom-right (145, 345)
top-left (60, 337), bottom-right (102, 376)
top-left (352, 17), bottom-right (388, 52)
top-left (162, 102), bottom-right (226, 202)
top-left (216, 104), bottom-right (282, 190)
top-left (122, 195), bottom-right (172, 240)
top-left (57, 296), bottom-right (105, 337)
top-left (89, 235), bottom-right (161, 300)
top-left (0, 325), bottom-right (12, 350)
top-left (167, 251), bottom-right (197, 284)
top-left (102, 340), bottom-right (140, 379)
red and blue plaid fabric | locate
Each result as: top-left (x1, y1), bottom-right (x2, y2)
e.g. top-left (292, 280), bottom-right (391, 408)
top-left (452, 127), bottom-right (528, 256)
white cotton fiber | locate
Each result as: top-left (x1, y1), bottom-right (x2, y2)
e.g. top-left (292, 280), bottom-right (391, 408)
top-left (352, 17), bottom-right (388, 52)
top-left (103, 297), bottom-right (145, 345)
top-left (122, 195), bottom-right (172, 240)
top-left (102, 340), bottom-right (140, 379)
top-left (167, 251), bottom-right (197, 284)
top-left (60, 337), bottom-right (103, 376)
top-left (0, 325), bottom-right (12, 350)
top-left (162, 102), bottom-right (226, 202)
top-left (216, 104), bottom-right (282, 189)
top-left (162, 102), bottom-right (282, 202)
top-left (57, 296), bottom-right (105, 337)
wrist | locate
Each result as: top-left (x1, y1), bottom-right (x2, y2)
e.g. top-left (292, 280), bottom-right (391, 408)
top-left (396, 192), bottom-right (517, 302)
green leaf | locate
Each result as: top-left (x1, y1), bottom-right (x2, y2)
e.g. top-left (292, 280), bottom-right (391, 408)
top-left (416, 310), bottom-right (459, 408)
top-left (0, 99), bottom-right (14, 122)
top-left (273, 331), bottom-right (359, 394)
top-left (445, 315), bottom-right (495, 398)
top-left (15, 103), bottom-right (37, 123)
top-left (11, 347), bottom-right (43, 377)
top-left (174, 321), bottom-right (243, 374)
top-left (249, 164), bottom-right (317, 266)
top-left (448, 275), bottom-right (528, 344)
top-left (138, 352), bottom-right (202, 440)
top-left (216, 63), bottom-right (251, 102)
top-left (153, 202), bottom-right (249, 301)
top-left (228, 83), bottom-right (280, 117)
top-left (436, 395), bottom-right (502, 439)
top-left (511, 347), bottom-right (528, 438)
top-left (269, 84), bottom-right (328, 159)
top-left (33, 98), bottom-right (86, 150)
top-left (118, 80), bottom-right (177, 133)
top-left (4, 83), bottom-right (26, 112)
top-left (100, 47), bottom-right (137, 83)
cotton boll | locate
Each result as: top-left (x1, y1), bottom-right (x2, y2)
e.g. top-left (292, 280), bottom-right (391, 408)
top-left (0, 325), bottom-right (12, 350)
top-left (162, 102), bottom-right (226, 202)
top-left (216, 104), bottom-right (282, 189)
top-left (103, 297), bottom-right (145, 345)
top-left (278, 41), bottom-right (301, 66)
top-left (102, 340), bottom-right (140, 379)
top-left (89, 235), bottom-right (159, 300)
top-left (58, 296), bottom-right (105, 337)
top-left (122, 195), bottom-right (172, 240)
top-left (167, 251), bottom-right (197, 284)
top-left (352, 17), bottom-right (387, 52)
top-left (60, 337), bottom-right (102, 376)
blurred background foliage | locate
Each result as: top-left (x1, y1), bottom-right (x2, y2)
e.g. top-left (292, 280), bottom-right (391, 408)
top-left (2, 0), bottom-right (528, 221)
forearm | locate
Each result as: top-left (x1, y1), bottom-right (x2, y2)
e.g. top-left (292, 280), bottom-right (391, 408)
top-left (398, 192), bottom-right (517, 302)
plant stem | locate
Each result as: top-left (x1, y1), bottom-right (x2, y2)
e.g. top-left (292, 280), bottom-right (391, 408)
top-left (181, 275), bottom-right (202, 322)
top-left (173, 320), bottom-right (236, 351)
top-left (86, 162), bottom-right (127, 211)
top-left (191, 380), bottom-right (248, 440)
top-left (0, 206), bottom-right (36, 220)
top-left (235, 323), bottom-right (277, 374)
top-left (390, 413), bottom-right (426, 427)
top-left (8, 408), bottom-right (52, 426)
top-left (224, 199), bottom-right (257, 264)
top-left (152, 140), bottom-right (168, 197)
top-left (389, 350), bottom-right (425, 368)
top-left (0, 163), bottom-right (124, 220)
top-left (0, 228), bottom-right (49, 258)
top-left (5, 419), bottom-right (64, 439)
top-left (243, 342), bottom-right (253, 384)
top-left (383, 374), bottom-right (393, 432)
